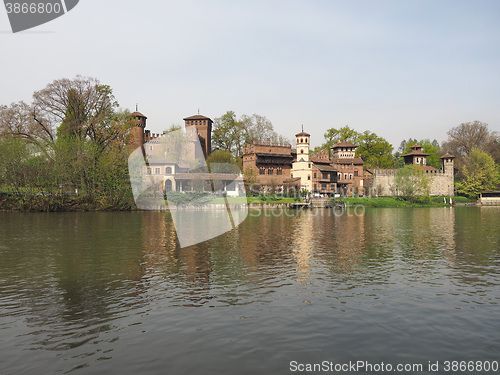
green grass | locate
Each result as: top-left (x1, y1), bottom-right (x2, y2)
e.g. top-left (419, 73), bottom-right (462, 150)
top-left (338, 196), bottom-right (472, 208)
top-left (211, 196), bottom-right (297, 204)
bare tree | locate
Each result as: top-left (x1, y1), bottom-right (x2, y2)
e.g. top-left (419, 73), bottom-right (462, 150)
top-left (442, 121), bottom-right (499, 173)
top-left (0, 101), bottom-right (53, 143)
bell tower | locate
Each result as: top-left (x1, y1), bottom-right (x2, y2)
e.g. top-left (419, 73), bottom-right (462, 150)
top-left (295, 130), bottom-right (310, 162)
top-left (292, 129), bottom-right (312, 192)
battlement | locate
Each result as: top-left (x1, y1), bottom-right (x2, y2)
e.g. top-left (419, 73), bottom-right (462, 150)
top-left (243, 142), bottom-right (292, 156)
top-left (144, 130), bottom-right (162, 142)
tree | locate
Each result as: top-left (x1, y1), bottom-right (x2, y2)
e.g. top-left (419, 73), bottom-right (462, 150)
top-left (456, 148), bottom-right (500, 198)
top-left (212, 111), bottom-right (288, 159)
top-left (442, 121), bottom-right (499, 174)
top-left (313, 125), bottom-right (361, 155)
top-left (206, 150), bottom-right (241, 172)
top-left (393, 165), bottom-right (431, 203)
top-left (0, 101), bottom-right (53, 146)
top-left (357, 130), bottom-right (395, 169)
top-left (442, 121), bottom-right (496, 157)
top-left (0, 76), bottom-right (136, 210)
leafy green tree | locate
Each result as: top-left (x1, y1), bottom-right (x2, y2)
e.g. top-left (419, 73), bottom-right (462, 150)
top-left (313, 125), bottom-right (361, 155)
top-left (393, 165), bottom-right (431, 203)
top-left (357, 130), bottom-right (395, 168)
top-left (212, 111), bottom-right (245, 158)
top-left (213, 111), bottom-right (288, 159)
top-left (206, 150), bottom-right (241, 172)
top-left (456, 148), bottom-right (500, 198)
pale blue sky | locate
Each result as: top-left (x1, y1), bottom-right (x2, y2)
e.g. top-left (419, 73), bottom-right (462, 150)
top-left (1, 0), bottom-right (499, 149)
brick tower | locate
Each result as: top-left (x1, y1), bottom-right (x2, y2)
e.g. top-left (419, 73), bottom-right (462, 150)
top-left (130, 110), bottom-right (147, 151)
top-left (183, 114), bottom-right (213, 159)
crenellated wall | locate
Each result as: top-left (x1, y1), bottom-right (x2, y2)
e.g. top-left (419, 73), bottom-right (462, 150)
top-left (370, 167), bottom-right (454, 197)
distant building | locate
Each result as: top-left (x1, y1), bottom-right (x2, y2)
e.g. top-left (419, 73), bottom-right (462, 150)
top-left (370, 144), bottom-right (455, 196)
top-left (130, 112), bottom-right (244, 196)
top-left (244, 131), bottom-right (363, 196)
top-left (242, 141), bottom-right (299, 192)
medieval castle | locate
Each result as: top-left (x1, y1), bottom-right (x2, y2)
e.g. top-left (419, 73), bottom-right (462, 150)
top-left (130, 112), bottom-right (455, 197)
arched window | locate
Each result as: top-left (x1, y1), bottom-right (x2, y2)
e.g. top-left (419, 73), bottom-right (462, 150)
top-left (166, 167), bottom-right (172, 174)
top-left (164, 180), bottom-right (173, 193)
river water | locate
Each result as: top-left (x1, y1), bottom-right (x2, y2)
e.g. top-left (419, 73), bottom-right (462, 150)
top-left (0, 207), bottom-right (499, 374)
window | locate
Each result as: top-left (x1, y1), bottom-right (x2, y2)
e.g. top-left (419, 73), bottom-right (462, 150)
top-left (268, 168), bottom-right (274, 175)
top-left (331, 184), bottom-right (335, 190)
top-left (259, 168), bottom-right (265, 175)
top-left (166, 167), bottom-right (172, 174)
top-left (147, 168), bottom-right (151, 175)
top-left (354, 171), bottom-right (358, 177)
top-left (313, 173), bottom-right (317, 178)
top-left (349, 174), bottom-right (353, 180)
top-left (308, 175), bottom-right (311, 180)
top-left (323, 173), bottom-right (328, 180)
top-left (277, 168), bottom-right (282, 175)
top-left (308, 163), bottom-right (311, 168)
top-left (301, 149), bottom-right (304, 154)
top-left (155, 168), bottom-right (160, 174)
top-left (344, 173), bottom-right (348, 180)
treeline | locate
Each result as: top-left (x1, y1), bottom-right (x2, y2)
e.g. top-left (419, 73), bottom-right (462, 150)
top-left (0, 76), bottom-right (136, 211)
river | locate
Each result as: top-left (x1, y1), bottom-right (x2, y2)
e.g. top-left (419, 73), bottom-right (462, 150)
top-left (1, 207), bottom-right (499, 374)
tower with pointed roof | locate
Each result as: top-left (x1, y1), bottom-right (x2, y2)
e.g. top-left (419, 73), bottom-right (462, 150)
top-left (402, 144), bottom-right (429, 166)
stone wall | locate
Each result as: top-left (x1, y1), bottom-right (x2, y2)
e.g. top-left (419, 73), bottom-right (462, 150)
top-left (370, 168), bottom-right (454, 197)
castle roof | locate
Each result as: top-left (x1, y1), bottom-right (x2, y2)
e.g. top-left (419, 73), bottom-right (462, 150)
top-left (310, 156), bottom-right (331, 164)
top-left (314, 164), bottom-right (337, 172)
top-left (295, 131), bottom-right (310, 137)
top-left (440, 153), bottom-right (455, 159)
top-left (130, 111), bottom-right (147, 118)
top-left (410, 144), bottom-right (423, 149)
top-left (401, 150), bottom-right (429, 157)
top-left (331, 157), bottom-right (364, 165)
top-left (331, 141), bottom-right (358, 149)
top-left (183, 115), bottom-right (212, 121)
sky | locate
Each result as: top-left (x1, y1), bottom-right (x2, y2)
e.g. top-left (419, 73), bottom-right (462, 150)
top-left (1, 0), bottom-right (500, 150)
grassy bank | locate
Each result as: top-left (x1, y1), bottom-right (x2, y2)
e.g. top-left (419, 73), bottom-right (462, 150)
top-left (212, 196), bottom-right (297, 204)
top-left (0, 193), bottom-right (135, 212)
top-left (338, 196), bottom-right (472, 208)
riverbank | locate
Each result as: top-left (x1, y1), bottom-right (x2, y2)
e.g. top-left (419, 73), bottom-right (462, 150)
top-left (0, 193), bottom-right (475, 212)
top-left (338, 196), bottom-right (472, 208)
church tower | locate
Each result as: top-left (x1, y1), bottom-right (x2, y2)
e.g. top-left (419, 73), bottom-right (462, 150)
top-left (183, 115), bottom-right (213, 159)
top-left (292, 130), bottom-right (312, 192)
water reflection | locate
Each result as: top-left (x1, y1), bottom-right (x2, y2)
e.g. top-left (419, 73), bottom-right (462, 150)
top-left (1, 207), bottom-right (500, 374)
